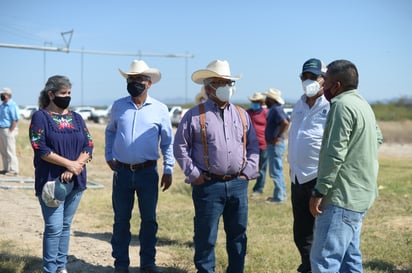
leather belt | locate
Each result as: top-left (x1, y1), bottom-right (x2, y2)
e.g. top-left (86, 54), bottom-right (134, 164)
top-left (116, 160), bottom-right (156, 171)
top-left (207, 173), bottom-right (239, 182)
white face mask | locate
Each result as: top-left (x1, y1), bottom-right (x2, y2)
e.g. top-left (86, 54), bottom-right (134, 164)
top-left (213, 85), bottom-right (234, 102)
top-left (302, 79), bottom-right (320, 97)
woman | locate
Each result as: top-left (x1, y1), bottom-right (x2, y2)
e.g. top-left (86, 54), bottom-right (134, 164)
top-left (29, 75), bottom-right (94, 273)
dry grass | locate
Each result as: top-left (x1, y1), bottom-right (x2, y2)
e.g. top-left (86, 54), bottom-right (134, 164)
top-left (377, 120), bottom-right (412, 143)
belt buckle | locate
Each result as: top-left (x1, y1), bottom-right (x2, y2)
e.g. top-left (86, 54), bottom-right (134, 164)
top-left (222, 174), bottom-right (231, 181)
top-left (130, 164), bottom-right (137, 171)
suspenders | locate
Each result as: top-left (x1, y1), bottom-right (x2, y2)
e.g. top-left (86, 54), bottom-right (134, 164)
top-left (198, 103), bottom-right (247, 172)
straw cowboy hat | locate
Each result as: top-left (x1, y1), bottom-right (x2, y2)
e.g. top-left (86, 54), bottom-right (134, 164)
top-left (265, 88), bottom-right (285, 105)
top-left (248, 92), bottom-right (266, 102)
top-left (119, 60), bottom-right (161, 84)
top-left (195, 86), bottom-right (208, 104)
top-left (192, 60), bottom-right (241, 84)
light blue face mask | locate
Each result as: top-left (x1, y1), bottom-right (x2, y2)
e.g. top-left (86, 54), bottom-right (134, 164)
top-left (250, 102), bottom-right (261, 111)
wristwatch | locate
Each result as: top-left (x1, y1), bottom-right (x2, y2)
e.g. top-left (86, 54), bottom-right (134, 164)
top-left (312, 189), bottom-right (324, 198)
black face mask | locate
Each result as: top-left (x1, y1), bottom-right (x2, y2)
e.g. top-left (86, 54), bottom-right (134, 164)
top-left (0, 95), bottom-right (5, 101)
top-left (53, 96), bottom-right (71, 109)
top-left (127, 82), bottom-right (146, 97)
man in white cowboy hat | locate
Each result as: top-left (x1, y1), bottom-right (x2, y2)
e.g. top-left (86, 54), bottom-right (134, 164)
top-left (0, 87), bottom-right (20, 176)
top-left (105, 60), bottom-right (174, 273)
top-left (173, 60), bottom-right (259, 273)
top-left (287, 58), bottom-right (329, 273)
top-left (246, 92), bottom-right (270, 196)
top-left (264, 88), bottom-right (290, 204)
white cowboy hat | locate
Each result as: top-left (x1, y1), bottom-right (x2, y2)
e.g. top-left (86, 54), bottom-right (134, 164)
top-left (265, 88), bottom-right (285, 105)
top-left (191, 60), bottom-right (241, 84)
top-left (248, 92), bottom-right (266, 102)
top-left (119, 60), bottom-right (161, 84)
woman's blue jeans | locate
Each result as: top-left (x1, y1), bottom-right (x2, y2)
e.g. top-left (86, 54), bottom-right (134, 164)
top-left (39, 189), bottom-right (83, 273)
top-left (111, 164), bottom-right (159, 269)
top-left (267, 141), bottom-right (286, 201)
top-left (310, 205), bottom-right (366, 273)
top-left (192, 177), bottom-right (248, 273)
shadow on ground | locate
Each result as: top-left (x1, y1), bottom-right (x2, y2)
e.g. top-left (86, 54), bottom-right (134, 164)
top-left (364, 259), bottom-right (412, 273)
top-left (0, 252), bottom-right (189, 273)
top-left (73, 230), bottom-right (193, 248)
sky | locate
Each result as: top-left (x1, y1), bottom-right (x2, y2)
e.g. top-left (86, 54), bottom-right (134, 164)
top-left (1, 0), bottom-right (411, 107)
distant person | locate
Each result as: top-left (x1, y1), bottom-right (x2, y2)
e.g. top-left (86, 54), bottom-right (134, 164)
top-left (287, 58), bottom-right (329, 273)
top-left (264, 88), bottom-right (290, 203)
top-left (309, 60), bottom-right (383, 273)
top-left (246, 92), bottom-right (269, 196)
top-left (29, 75), bottom-right (94, 273)
top-left (0, 87), bottom-right (20, 176)
top-left (173, 59), bottom-right (259, 273)
top-left (105, 60), bottom-right (174, 273)
top-left (195, 86), bottom-right (208, 104)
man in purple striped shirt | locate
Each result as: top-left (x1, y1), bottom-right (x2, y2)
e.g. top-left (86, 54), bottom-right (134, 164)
top-left (173, 60), bottom-right (259, 273)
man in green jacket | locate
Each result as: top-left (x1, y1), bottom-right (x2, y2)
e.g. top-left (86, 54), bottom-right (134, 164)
top-left (309, 59), bottom-right (383, 273)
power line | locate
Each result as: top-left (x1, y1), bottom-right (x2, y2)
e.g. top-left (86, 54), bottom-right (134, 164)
top-left (0, 43), bottom-right (194, 58)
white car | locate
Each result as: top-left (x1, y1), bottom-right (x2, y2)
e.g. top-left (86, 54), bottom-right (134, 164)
top-left (89, 105), bottom-right (112, 124)
top-left (168, 106), bottom-right (188, 127)
top-left (19, 105), bottom-right (38, 119)
top-left (73, 106), bottom-right (95, 120)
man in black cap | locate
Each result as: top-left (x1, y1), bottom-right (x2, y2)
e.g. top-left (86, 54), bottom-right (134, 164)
top-left (287, 58), bottom-right (329, 273)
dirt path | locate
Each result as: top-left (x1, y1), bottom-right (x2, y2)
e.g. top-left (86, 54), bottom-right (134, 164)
top-left (1, 143), bottom-right (411, 273)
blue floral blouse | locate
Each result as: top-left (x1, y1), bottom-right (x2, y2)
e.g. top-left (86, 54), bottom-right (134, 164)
top-left (29, 109), bottom-right (94, 196)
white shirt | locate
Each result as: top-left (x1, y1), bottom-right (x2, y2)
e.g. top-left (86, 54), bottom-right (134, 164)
top-left (287, 94), bottom-right (329, 184)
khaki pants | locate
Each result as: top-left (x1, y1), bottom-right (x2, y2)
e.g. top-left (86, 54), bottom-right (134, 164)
top-left (0, 128), bottom-right (19, 173)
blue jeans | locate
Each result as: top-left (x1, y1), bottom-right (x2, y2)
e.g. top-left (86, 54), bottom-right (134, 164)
top-left (310, 205), bottom-right (366, 273)
top-left (111, 164), bottom-right (159, 269)
top-left (267, 141), bottom-right (286, 201)
top-left (192, 177), bottom-right (248, 273)
top-left (252, 148), bottom-right (268, 193)
top-left (39, 189), bottom-right (83, 273)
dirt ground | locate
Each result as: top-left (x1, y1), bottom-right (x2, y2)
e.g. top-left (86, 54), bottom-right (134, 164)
top-left (0, 142), bottom-right (411, 273)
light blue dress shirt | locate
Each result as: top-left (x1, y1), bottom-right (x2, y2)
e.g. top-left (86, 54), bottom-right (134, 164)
top-left (105, 95), bottom-right (174, 174)
top-left (0, 99), bottom-right (20, 128)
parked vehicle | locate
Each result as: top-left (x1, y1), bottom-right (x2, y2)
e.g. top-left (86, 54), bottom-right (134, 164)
top-left (283, 107), bottom-right (293, 119)
top-left (19, 105), bottom-right (38, 119)
top-left (89, 105), bottom-right (112, 124)
top-left (73, 106), bottom-right (95, 120)
top-left (168, 106), bottom-right (188, 127)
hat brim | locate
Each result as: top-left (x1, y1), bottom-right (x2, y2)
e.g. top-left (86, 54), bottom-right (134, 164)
top-left (265, 94), bottom-right (285, 105)
top-left (192, 70), bottom-right (241, 84)
top-left (248, 96), bottom-right (265, 102)
top-left (119, 69), bottom-right (161, 84)
top-left (302, 68), bottom-right (322, 76)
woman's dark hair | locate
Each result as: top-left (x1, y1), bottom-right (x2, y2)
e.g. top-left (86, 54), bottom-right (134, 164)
top-left (38, 75), bottom-right (72, 109)
top-left (327, 60), bottom-right (359, 91)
